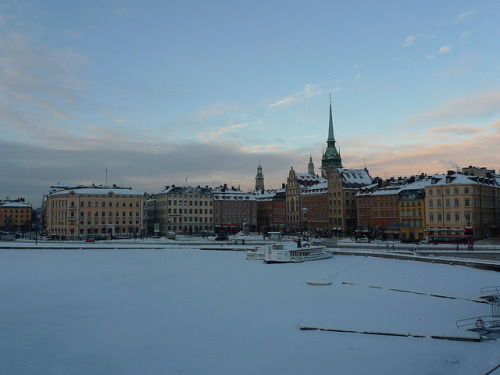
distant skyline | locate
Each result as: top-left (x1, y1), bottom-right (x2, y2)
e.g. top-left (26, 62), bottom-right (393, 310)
top-left (1, 1), bottom-right (499, 207)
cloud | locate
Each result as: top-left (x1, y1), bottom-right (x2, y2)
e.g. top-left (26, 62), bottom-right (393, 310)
top-left (196, 122), bottom-right (252, 141)
top-left (402, 34), bottom-right (434, 47)
top-left (0, 16), bottom-right (87, 144)
top-left (0, 137), bottom-right (307, 208)
top-left (405, 91), bottom-right (500, 126)
top-left (427, 124), bottom-right (483, 136)
top-left (403, 35), bottom-right (417, 47)
top-left (268, 96), bottom-right (298, 108)
top-left (439, 45), bottom-right (452, 54)
top-left (343, 131), bottom-right (500, 179)
top-left (268, 84), bottom-right (323, 108)
top-left (456, 9), bottom-right (475, 22)
top-left (489, 120), bottom-right (500, 130)
top-left (193, 102), bottom-right (235, 122)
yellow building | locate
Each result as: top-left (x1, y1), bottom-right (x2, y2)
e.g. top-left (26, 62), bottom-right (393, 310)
top-left (0, 200), bottom-right (32, 233)
top-left (425, 173), bottom-right (500, 240)
top-left (45, 185), bottom-right (146, 240)
top-left (398, 179), bottom-right (429, 242)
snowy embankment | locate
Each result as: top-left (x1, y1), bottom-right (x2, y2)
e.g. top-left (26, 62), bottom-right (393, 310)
top-left (1, 246), bottom-right (499, 375)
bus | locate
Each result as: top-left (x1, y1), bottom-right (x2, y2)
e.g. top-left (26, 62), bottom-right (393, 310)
top-left (425, 234), bottom-right (473, 245)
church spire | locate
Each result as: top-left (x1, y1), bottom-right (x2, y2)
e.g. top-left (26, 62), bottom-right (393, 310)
top-left (327, 93), bottom-right (336, 149)
top-left (321, 94), bottom-right (343, 178)
top-left (308, 155), bottom-right (315, 175)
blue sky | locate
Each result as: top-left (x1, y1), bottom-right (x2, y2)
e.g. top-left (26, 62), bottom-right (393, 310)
top-left (1, 0), bottom-right (499, 207)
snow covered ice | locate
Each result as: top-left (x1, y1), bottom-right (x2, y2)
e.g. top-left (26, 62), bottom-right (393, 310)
top-left (1, 245), bottom-right (499, 374)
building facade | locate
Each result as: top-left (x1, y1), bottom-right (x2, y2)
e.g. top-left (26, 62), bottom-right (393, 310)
top-left (285, 167), bottom-right (326, 233)
top-left (425, 173), bottom-right (500, 239)
top-left (45, 185), bottom-right (146, 240)
top-left (301, 182), bottom-right (329, 236)
top-left (154, 186), bottom-right (214, 235)
top-left (0, 199), bottom-right (32, 233)
top-left (329, 168), bottom-right (372, 236)
top-left (213, 185), bottom-right (257, 234)
top-left (398, 178), bottom-right (429, 242)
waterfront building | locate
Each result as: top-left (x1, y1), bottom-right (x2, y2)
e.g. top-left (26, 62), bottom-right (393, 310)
top-left (272, 188), bottom-right (287, 232)
top-left (329, 168), bottom-right (372, 236)
top-left (301, 181), bottom-right (329, 236)
top-left (425, 172), bottom-right (500, 239)
top-left (44, 185), bottom-right (146, 240)
top-left (0, 198), bottom-right (32, 233)
top-left (285, 167), bottom-right (326, 233)
top-left (398, 177), bottom-right (430, 242)
top-left (213, 185), bottom-right (257, 234)
top-left (155, 185), bottom-right (213, 235)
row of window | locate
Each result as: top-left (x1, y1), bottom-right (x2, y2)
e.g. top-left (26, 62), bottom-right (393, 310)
top-left (169, 208), bottom-right (212, 215)
top-left (401, 209), bottom-right (423, 217)
top-left (50, 227), bottom-right (140, 235)
top-left (428, 212), bottom-right (471, 222)
top-left (52, 211), bottom-right (140, 218)
top-left (428, 187), bottom-right (469, 195)
top-left (53, 200), bottom-right (141, 208)
top-left (168, 200), bottom-right (212, 206)
top-left (400, 219), bottom-right (424, 227)
top-left (400, 201), bottom-right (422, 207)
top-left (170, 217), bottom-right (211, 223)
top-left (428, 198), bottom-right (469, 208)
top-left (52, 220), bottom-right (141, 226)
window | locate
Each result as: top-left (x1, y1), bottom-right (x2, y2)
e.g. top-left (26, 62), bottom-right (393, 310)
top-left (465, 187), bottom-right (470, 194)
top-left (437, 213), bottom-right (442, 222)
top-left (455, 212), bottom-right (460, 221)
top-left (454, 198), bottom-right (459, 207)
top-left (437, 199), bottom-right (442, 208)
top-left (464, 198), bottom-right (470, 207)
top-left (429, 199), bottom-right (434, 208)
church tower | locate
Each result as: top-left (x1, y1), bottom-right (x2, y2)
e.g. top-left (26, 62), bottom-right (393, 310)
top-left (308, 155), bottom-right (315, 175)
top-left (321, 95), bottom-right (343, 178)
top-left (255, 164), bottom-right (264, 191)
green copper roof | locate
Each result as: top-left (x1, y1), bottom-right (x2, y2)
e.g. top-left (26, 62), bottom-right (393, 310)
top-left (321, 98), bottom-right (343, 169)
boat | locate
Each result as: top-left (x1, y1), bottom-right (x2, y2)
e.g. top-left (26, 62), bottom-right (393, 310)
top-left (250, 242), bottom-right (331, 263)
top-left (307, 281), bottom-right (332, 286)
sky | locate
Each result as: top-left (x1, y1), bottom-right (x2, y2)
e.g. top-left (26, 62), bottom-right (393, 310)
top-left (1, 0), bottom-right (500, 208)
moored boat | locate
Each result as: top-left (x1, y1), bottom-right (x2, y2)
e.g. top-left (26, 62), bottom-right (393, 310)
top-left (254, 242), bottom-right (331, 263)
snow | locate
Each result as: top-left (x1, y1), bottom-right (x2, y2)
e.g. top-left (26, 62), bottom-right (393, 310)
top-left (1, 245), bottom-right (499, 375)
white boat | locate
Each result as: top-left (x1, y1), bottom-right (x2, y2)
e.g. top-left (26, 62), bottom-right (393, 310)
top-left (251, 242), bottom-right (331, 263)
